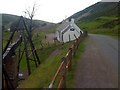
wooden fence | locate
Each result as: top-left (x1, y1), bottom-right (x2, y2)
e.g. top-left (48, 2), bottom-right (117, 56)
top-left (48, 31), bottom-right (87, 89)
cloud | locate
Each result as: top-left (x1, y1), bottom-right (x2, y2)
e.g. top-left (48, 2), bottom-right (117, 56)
top-left (101, 0), bottom-right (120, 2)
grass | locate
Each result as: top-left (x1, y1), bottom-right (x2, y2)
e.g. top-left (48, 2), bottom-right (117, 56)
top-left (3, 29), bottom-right (57, 72)
top-left (3, 26), bottom-right (56, 49)
top-left (18, 39), bottom-right (86, 88)
top-left (66, 42), bottom-right (85, 88)
top-left (18, 46), bottom-right (56, 72)
top-left (77, 16), bottom-right (120, 38)
top-left (2, 31), bottom-right (10, 49)
top-left (32, 31), bottom-right (46, 49)
top-left (3, 27), bottom-right (86, 88)
top-left (18, 42), bottom-right (73, 88)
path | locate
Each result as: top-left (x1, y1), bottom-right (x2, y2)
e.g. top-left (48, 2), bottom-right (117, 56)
top-left (75, 34), bottom-right (118, 88)
top-left (46, 33), bottom-right (54, 44)
top-left (45, 49), bottom-right (61, 63)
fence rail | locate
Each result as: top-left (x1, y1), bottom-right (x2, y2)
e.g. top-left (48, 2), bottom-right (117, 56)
top-left (48, 31), bottom-right (87, 89)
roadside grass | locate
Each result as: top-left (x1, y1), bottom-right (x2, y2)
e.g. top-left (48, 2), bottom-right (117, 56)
top-left (3, 31), bottom-right (10, 49)
top-left (66, 42), bottom-right (85, 88)
top-left (3, 29), bottom-right (57, 72)
top-left (3, 27), bottom-right (86, 88)
top-left (3, 30), bottom-right (86, 88)
top-left (19, 39), bottom-right (62, 73)
top-left (3, 27), bottom-right (56, 49)
top-left (32, 31), bottom-right (46, 49)
top-left (77, 16), bottom-right (120, 38)
top-left (18, 42), bottom-right (73, 88)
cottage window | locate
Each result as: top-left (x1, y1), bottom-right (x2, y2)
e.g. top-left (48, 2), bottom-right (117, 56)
top-left (70, 28), bottom-right (75, 31)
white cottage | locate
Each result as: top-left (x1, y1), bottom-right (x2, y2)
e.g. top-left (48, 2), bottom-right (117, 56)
top-left (55, 18), bottom-right (83, 43)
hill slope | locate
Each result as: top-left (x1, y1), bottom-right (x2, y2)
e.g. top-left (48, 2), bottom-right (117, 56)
top-left (69, 2), bottom-right (119, 22)
top-left (1, 14), bottom-right (55, 31)
top-left (69, 2), bottom-right (119, 37)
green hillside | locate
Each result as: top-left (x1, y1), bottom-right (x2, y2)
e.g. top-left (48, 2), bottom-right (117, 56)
top-left (1, 14), bottom-right (55, 31)
top-left (69, 2), bottom-right (120, 37)
top-left (77, 16), bottom-right (119, 36)
top-left (69, 2), bottom-right (119, 22)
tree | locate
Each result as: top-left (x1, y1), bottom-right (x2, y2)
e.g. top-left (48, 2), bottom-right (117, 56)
top-left (24, 2), bottom-right (39, 37)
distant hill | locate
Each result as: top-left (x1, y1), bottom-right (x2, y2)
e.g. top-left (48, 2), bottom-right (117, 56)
top-left (69, 2), bottom-right (119, 22)
top-left (68, 2), bottom-right (119, 37)
top-left (1, 14), bottom-right (55, 31)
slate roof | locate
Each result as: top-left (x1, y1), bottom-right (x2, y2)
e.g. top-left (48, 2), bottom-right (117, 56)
top-left (56, 19), bottom-right (82, 35)
top-left (57, 21), bottom-right (70, 32)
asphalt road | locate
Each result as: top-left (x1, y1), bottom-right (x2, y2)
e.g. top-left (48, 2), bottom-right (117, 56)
top-left (75, 34), bottom-right (118, 88)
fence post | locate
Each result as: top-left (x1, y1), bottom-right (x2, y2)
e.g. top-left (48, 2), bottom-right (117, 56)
top-left (63, 57), bottom-right (66, 88)
top-left (68, 48), bottom-right (72, 71)
top-left (76, 38), bottom-right (79, 49)
top-left (59, 57), bottom-right (66, 88)
top-left (48, 30), bottom-right (87, 89)
top-left (3, 55), bottom-right (18, 89)
top-left (72, 43), bottom-right (75, 56)
top-left (69, 34), bottom-right (70, 42)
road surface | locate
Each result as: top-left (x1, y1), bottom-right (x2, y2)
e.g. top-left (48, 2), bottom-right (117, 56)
top-left (75, 34), bottom-right (118, 88)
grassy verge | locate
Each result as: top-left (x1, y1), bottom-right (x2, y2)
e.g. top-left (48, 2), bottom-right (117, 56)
top-left (93, 32), bottom-right (119, 39)
top-left (18, 42), bottom-right (73, 88)
top-left (76, 16), bottom-right (120, 38)
top-left (3, 28), bottom-right (55, 49)
top-left (66, 42), bottom-right (85, 88)
top-left (19, 45), bottom-right (57, 72)
top-left (3, 30), bottom-right (86, 88)
top-left (3, 31), bottom-right (10, 49)
top-left (3, 30), bottom-right (58, 73)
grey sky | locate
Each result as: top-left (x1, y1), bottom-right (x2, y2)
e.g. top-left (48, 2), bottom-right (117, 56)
top-left (1, 0), bottom-right (118, 23)
top-left (101, 0), bottom-right (120, 2)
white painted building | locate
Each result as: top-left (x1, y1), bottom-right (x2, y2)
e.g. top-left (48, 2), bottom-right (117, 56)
top-left (55, 18), bottom-right (83, 43)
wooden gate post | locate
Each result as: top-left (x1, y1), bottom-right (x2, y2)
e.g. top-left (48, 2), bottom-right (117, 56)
top-left (59, 57), bottom-right (67, 89)
top-left (4, 55), bottom-right (18, 89)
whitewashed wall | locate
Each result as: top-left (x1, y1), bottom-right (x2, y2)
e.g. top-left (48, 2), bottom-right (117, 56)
top-left (55, 18), bottom-right (83, 43)
top-left (63, 29), bottom-right (80, 43)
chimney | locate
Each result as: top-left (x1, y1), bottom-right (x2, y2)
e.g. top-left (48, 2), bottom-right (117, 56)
top-left (71, 18), bottom-right (74, 23)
